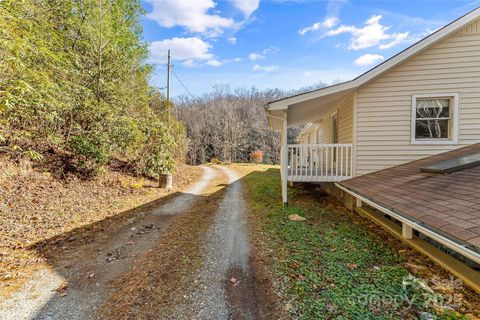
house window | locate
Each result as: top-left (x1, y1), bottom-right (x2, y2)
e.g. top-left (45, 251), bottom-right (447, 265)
top-left (411, 94), bottom-right (458, 144)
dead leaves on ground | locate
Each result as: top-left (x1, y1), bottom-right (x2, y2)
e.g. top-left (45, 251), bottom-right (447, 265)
top-left (288, 214), bottom-right (306, 221)
top-left (0, 158), bottom-right (202, 296)
top-left (230, 277), bottom-right (240, 287)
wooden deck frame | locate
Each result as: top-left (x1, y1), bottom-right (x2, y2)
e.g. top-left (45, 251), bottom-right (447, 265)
top-left (357, 206), bottom-right (480, 293)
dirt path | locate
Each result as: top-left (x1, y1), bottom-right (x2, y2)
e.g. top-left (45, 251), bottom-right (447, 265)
top-left (0, 166), bottom-right (219, 320)
top-left (173, 165), bottom-right (257, 319)
top-left (1, 165), bottom-right (266, 320)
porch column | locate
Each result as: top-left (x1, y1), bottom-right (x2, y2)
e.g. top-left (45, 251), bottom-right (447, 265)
top-left (280, 112), bottom-right (288, 206)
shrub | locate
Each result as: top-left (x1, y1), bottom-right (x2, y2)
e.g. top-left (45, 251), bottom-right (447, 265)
top-left (249, 150), bottom-right (264, 164)
top-left (210, 157), bottom-right (222, 164)
top-left (0, 0), bottom-right (183, 179)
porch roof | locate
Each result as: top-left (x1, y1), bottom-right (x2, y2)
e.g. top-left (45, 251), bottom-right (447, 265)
top-left (266, 86), bottom-right (355, 129)
top-left (339, 143), bottom-right (480, 252)
top-left (265, 6), bottom-right (480, 130)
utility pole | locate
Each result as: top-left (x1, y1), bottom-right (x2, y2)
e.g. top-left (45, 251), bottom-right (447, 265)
top-left (159, 49), bottom-right (172, 189)
top-left (166, 49), bottom-right (172, 127)
top-left (166, 49), bottom-right (171, 102)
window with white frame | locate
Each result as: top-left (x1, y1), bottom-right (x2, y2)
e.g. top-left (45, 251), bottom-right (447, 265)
top-left (412, 94), bottom-right (458, 144)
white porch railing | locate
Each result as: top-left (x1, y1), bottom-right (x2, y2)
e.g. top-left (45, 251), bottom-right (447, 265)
top-left (287, 144), bottom-right (353, 182)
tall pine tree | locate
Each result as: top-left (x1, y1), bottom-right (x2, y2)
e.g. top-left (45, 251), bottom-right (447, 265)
top-left (0, 0), bottom-right (180, 177)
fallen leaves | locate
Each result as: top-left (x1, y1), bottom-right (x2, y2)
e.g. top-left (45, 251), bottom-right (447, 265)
top-left (55, 281), bottom-right (69, 297)
top-left (288, 214), bottom-right (306, 221)
top-left (405, 262), bottom-right (427, 273)
top-left (0, 158), bottom-right (203, 294)
top-left (230, 277), bottom-right (240, 286)
top-left (106, 251), bottom-right (119, 262)
top-left (345, 263), bottom-right (358, 270)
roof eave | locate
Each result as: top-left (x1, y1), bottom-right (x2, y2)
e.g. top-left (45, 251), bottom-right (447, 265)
top-left (265, 6), bottom-right (480, 111)
top-left (266, 81), bottom-right (356, 110)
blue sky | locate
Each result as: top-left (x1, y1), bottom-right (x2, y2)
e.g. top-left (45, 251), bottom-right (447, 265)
top-left (141, 0), bottom-right (480, 98)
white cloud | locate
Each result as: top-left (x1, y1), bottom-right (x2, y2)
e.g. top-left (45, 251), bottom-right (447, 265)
top-left (326, 15), bottom-right (412, 50)
top-left (234, 57), bottom-right (242, 62)
top-left (182, 59), bottom-right (200, 68)
top-left (323, 17), bottom-right (339, 28)
top-left (378, 31), bottom-right (409, 49)
top-left (248, 52), bottom-right (265, 61)
top-left (299, 17), bottom-right (339, 35)
top-left (248, 46), bottom-right (279, 61)
top-left (149, 37), bottom-right (213, 66)
top-left (300, 67), bottom-right (358, 82)
top-left (228, 37), bottom-right (237, 45)
top-left (327, 15), bottom-right (388, 50)
top-left (262, 46), bottom-right (280, 55)
top-left (253, 64), bottom-right (279, 72)
top-left (326, 0), bottom-right (348, 17)
top-left (353, 53), bottom-right (384, 66)
top-left (206, 59), bottom-right (223, 67)
top-left (146, 0), bottom-right (235, 37)
top-left (231, 0), bottom-right (260, 18)
top-left (298, 0), bottom-right (347, 36)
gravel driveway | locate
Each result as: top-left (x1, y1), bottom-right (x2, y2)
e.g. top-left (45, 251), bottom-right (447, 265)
top-left (173, 165), bottom-right (257, 319)
top-left (1, 165), bottom-right (259, 320)
top-left (0, 166), bottom-right (218, 320)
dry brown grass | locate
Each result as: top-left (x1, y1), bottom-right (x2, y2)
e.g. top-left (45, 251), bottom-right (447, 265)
top-left (95, 166), bottom-right (229, 319)
top-left (0, 157), bottom-right (202, 297)
top-left (95, 164), bottom-right (279, 319)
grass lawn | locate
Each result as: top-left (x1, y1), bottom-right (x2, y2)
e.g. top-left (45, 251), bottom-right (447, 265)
top-left (243, 166), bottom-right (470, 320)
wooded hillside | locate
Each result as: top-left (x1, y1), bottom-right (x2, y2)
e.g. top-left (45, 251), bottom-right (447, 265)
top-left (176, 86), bottom-right (282, 164)
top-left (176, 84), bottom-right (326, 165)
top-left (0, 1), bottom-right (327, 172)
top-left (0, 0), bottom-right (181, 178)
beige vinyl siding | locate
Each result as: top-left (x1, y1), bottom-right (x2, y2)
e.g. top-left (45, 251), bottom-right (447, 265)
top-left (317, 121), bottom-right (330, 143)
top-left (299, 134), bottom-right (308, 144)
top-left (457, 18), bottom-right (480, 35)
top-left (311, 94), bottom-right (354, 144)
top-left (299, 127), bottom-right (316, 144)
top-left (356, 18), bottom-right (480, 176)
top-left (302, 94), bottom-right (355, 175)
top-left (338, 94), bottom-right (354, 143)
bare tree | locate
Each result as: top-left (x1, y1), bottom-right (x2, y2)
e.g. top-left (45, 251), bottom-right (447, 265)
top-left (175, 83), bottom-right (327, 164)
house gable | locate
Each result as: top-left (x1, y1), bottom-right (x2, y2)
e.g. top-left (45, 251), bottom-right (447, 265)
top-left (456, 18), bottom-right (480, 35)
top-left (267, 8), bottom-right (480, 115)
top-left (355, 18), bottom-right (480, 176)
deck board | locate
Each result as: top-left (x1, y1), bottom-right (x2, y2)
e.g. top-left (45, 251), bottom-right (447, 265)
top-left (288, 167), bottom-right (351, 182)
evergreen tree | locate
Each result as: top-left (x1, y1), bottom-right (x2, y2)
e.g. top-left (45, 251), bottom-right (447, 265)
top-left (0, 0), bottom-right (180, 177)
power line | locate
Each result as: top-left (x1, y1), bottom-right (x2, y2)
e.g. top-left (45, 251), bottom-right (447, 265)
top-left (171, 69), bottom-right (202, 103)
top-left (170, 69), bottom-right (274, 132)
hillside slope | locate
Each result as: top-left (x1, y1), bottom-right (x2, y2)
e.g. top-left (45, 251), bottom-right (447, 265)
top-left (0, 157), bottom-right (202, 296)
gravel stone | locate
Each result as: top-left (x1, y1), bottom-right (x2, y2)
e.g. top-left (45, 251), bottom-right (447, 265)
top-left (174, 165), bottom-right (253, 319)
